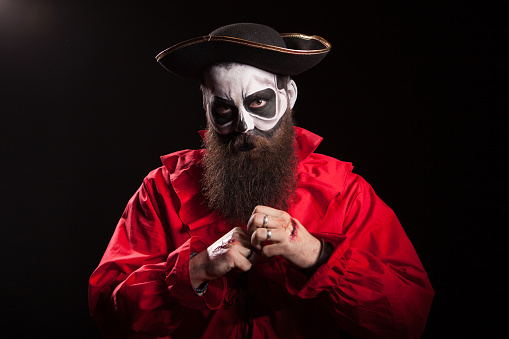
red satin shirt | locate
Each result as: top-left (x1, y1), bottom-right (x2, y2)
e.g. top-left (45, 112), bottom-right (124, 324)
top-left (89, 127), bottom-right (434, 338)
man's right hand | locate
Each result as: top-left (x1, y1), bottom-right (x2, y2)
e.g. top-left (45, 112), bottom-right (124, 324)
top-left (189, 227), bottom-right (256, 288)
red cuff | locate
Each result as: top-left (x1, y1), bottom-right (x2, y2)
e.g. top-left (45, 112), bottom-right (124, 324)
top-left (284, 232), bottom-right (349, 298)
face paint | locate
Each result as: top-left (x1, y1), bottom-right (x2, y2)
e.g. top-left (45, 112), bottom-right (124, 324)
top-left (202, 63), bottom-right (297, 135)
top-left (207, 228), bottom-right (238, 258)
top-left (290, 218), bottom-right (298, 241)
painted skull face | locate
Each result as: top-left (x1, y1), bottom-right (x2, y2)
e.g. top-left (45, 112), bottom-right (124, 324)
top-left (201, 63), bottom-right (297, 135)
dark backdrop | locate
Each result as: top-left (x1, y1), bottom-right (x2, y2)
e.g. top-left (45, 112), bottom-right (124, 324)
top-left (1, 1), bottom-right (506, 337)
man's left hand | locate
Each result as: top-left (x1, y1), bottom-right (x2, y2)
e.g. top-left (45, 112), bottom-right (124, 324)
top-left (247, 205), bottom-right (321, 269)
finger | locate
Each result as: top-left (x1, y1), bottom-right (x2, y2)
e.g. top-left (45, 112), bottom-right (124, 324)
top-left (261, 243), bottom-right (286, 258)
top-left (232, 227), bottom-right (252, 247)
top-left (247, 213), bottom-right (291, 233)
top-left (248, 206), bottom-right (290, 233)
top-left (251, 227), bottom-right (267, 250)
top-left (246, 213), bottom-right (258, 233)
top-left (252, 205), bottom-right (290, 220)
top-left (251, 228), bottom-right (283, 249)
top-left (266, 216), bottom-right (291, 230)
top-left (237, 244), bottom-right (254, 260)
top-left (233, 240), bottom-right (257, 264)
top-left (247, 213), bottom-right (267, 233)
top-left (231, 248), bottom-right (253, 272)
top-left (245, 248), bottom-right (258, 263)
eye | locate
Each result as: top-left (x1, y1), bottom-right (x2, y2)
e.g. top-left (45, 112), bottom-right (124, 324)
top-left (249, 99), bottom-right (267, 109)
top-left (215, 104), bottom-right (232, 114)
top-left (243, 89), bottom-right (275, 117)
top-left (211, 98), bottom-right (237, 126)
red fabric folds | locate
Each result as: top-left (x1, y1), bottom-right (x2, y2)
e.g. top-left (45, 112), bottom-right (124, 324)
top-left (89, 127), bottom-right (434, 338)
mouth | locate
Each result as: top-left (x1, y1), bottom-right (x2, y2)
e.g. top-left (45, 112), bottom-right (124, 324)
top-left (226, 132), bottom-right (262, 152)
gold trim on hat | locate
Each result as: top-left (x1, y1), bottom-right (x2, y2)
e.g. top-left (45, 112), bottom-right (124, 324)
top-left (155, 33), bottom-right (331, 61)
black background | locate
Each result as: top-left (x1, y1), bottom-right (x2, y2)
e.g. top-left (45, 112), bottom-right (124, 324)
top-left (0, 1), bottom-right (506, 337)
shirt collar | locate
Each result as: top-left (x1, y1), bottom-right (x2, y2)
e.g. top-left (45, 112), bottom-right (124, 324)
top-left (162, 127), bottom-right (323, 231)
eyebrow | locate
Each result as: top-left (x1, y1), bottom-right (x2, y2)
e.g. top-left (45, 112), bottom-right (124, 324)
top-left (213, 96), bottom-right (235, 106)
top-left (244, 88), bottom-right (275, 102)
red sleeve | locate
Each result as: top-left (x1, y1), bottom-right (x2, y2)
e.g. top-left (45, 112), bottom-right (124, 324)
top-left (284, 177), bottom-right (434, 338)
top-left (88, 177), bottom-right (227, 338)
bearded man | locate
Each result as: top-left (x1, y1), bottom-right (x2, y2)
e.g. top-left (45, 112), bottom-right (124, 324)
top-left (89, 23), bottom-right (434, 339)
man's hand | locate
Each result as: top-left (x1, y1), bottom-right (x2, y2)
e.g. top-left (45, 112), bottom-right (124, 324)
top-left (189, 227), bottom-right (256, 288)
top-left (247, 206), bottom-right (321, 269)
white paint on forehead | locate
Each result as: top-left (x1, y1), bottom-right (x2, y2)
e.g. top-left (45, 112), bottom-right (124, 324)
top-left (202, 63), bottom-right (293, 134)
top-left (205, 64), bottom-right (276, 101)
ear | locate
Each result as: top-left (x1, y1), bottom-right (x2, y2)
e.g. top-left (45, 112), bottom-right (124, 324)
top-left (200, 84), bottom-right (210, 111)
top-left (286, 79), bottom-right (298, 109)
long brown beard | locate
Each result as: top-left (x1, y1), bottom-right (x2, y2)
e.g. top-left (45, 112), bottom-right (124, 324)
top-left (201, 112), bottom-right (298, 225)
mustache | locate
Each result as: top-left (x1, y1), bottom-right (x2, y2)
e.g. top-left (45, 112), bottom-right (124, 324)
top-left (214, 115), bottom-right (286, 153)
top-left (217, 130), bottom-right (272, 153)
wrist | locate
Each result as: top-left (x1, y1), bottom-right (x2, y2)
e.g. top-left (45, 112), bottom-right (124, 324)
top-left (189, 251), bottom-right (210, 289)
top-left (304, 238), bottom-right (333, 276)
top-left (307, 236), bottom-right (323, 268)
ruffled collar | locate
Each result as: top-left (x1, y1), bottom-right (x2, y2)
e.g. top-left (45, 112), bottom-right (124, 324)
top-left (161, 127), bottom-right (323, 231)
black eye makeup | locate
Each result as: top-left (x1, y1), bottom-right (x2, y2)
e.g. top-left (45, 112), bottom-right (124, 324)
top-left (211, 97), bottom-right (237, 125)
top-left (209, 88), bottom-right (277, 130)
top-left (243, 88), bottom-right (276, 119)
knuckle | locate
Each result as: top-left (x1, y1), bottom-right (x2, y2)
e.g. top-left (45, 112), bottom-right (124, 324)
top-left (254, 230), bottom-right (263, 242)
top-left (247, 213), bottom-right (256, 225)
top-left (224, 249), bottom-right (235, 260)
top-left (253, 205), bottom-right (262, 214)
top-left (256, 213), bottom-right (265, 225)
top-left (251, 228), bottom-right (259, 236)
top-left (261, 228), bottom-right (269, 240)
top-left (248, 214), bottom-right (261, 228)
top-left (281, 211), bottom-right (291, 220)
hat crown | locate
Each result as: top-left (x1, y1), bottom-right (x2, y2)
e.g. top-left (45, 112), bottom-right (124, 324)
top-left (156, 23), bottom-right (330, 78)
top-left (210, 23), bottom-right (286, 48)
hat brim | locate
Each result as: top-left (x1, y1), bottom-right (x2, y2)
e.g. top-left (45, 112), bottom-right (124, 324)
top-left (156, 33), bottom-right (331, 78)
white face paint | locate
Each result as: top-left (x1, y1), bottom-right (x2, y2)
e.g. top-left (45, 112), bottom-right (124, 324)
top-left (201, 63), bottom-right (297, 135)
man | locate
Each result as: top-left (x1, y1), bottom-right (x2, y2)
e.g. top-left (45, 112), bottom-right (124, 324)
top-left (89, 23), bottom-right (434, 338)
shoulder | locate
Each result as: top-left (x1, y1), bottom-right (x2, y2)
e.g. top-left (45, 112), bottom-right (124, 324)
top-left (298, 152), bottom-right (379, 205)
top-left (159, 149), bottom-right (204, 174)
top-left (292, 153), bottom-right (374, 230)
top-left (142, 149), bottom-right (204, 189)
top-left (299, 152), bottom-right (360, 192)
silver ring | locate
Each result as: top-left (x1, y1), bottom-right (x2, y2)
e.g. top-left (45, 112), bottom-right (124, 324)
top-left (262, 214), bottom-right (269, 228)
top-left (266, 229), bottom-right (272, 241)
top-left (246, 250), bottom-right (253, 260)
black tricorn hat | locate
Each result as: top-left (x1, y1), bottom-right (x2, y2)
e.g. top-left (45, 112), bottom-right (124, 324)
top-left (155, 23), bottom-right (331, 78)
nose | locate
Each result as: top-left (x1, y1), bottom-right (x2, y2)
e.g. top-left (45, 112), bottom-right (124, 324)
top-left (237, 118), bottom-right (248, 133)
top-left (235, 108), bottom-right (254, 133)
